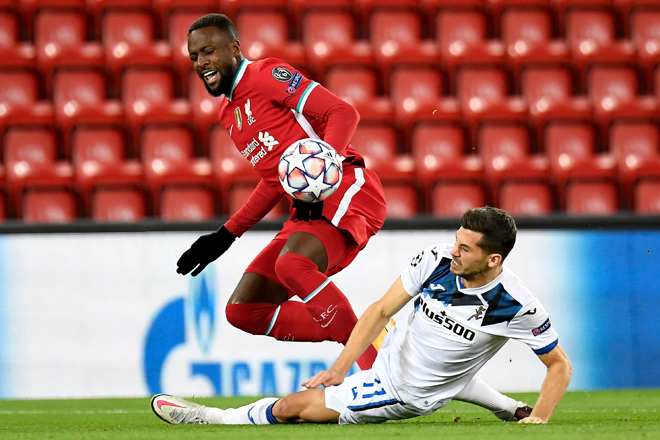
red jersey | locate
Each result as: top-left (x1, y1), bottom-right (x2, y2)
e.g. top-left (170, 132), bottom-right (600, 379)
top-left (219, 58), bottom-right (385, 247)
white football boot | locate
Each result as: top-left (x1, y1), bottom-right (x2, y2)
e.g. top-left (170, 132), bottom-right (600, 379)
top-left (151, 394), bottom-right (218, 425)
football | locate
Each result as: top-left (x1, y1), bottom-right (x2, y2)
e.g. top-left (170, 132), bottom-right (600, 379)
top-left (278, 138), bottom-right (343, 203)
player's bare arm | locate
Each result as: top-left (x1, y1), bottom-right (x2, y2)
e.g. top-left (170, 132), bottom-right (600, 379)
top-left (519, 343), bottom-right (572, 424)
top-left (303, 277), bottom-right (412, 389)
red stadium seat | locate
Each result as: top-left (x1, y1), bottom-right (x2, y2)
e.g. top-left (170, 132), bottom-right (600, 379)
top-left (227, 184), bottom-right (284, 219)
top-left (302, 12), bottom-right (374, 81)
top-left (587, 67), bottom-right (657, 140)
top-left (383, 184), bottom-right (419, 218)
top-left (236, 12), bottom-right (307, 70)
top-left (21, 0), bottom-right (86, 40)
top-left (350, 125), bottom-right (415, 184)
top-left (634, 180), bottom-right (660, 214)
top-left (34, 12), bottom-right (104, 96)
top-left (456, 68), bottom-right (527, 147)
top-left (102, 12), bottom-right (172, 87)
top-left (522, 68), bottom-right (592, 142)
top-left (566, 10), bottom-right (635, 87)
top-left (431, 182), bottom-right (485, 218)
top-left (170, 12), bottom-right (204, 92)
top-left (92, 188), bottom-right (147, 222)
top-left (610, 122), bottom-right (660, 204)
top-left (501, 9), bottom-right (569, 88)
top-left (289, 0), bottom-right (353, 35)
top-left (141, 127), bottom-right (213, 208)
top-left (391, 68), bottom-right (460, 145)
top-left (370, 11), bottom-right (439, 88)
top-left (87, 0), bottom-right (156, 36)
top-left (72, 128), bottom-right (144, 214)
top-left (122, 69), bottom-right (192, 144)
top-left (355, 0), bottom-right (418, 30)
top-left (220, 0), bottom-right (285, 20)
top-left (631, 11), bottom-right (660, 89)
top-left (325, 67), bottom-right (393, 124)
top-left (437, 11), bottom-right (506, 90)
top-left (565, 181), bottom-right (619, 215)
top-left (153, 0), bottom-right (218, 31)
top-left (52, 70), bottom-right (124, 150)
top-left (487, 1), bottom-right (553, 34)
top-left (0, 71), bottom-right (55, 129)
top-left (412, 124), bottom-right (483, 209)
top-left (555, 0), bottom-right (616, 34)
top-left (22, 189), bottom-right (78, 223)
top-left (544, 123), bottom-right (617, 207)
top-left (160, 187), bottom-right (215, 221)
top-left (0, 12), bottom-right (36, 70)
top-left (4, 128), bottom-right (75, 214)
top-left (499, 182), bottom-right (553, 216)
top-left (209, 125), bottom-right (260, 209)
top-left (479, 125), bottom-right (549, 202)
top-left (0, 192), bottom-right (7, 221)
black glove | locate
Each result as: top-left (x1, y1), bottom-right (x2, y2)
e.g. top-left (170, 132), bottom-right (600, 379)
top-left (176, 225), bottom-right (236, 276)
top-left (293, 199), bottom-right (324, 221)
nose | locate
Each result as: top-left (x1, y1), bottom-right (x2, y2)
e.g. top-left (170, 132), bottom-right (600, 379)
top-left (196, 54), bottom-right (210, 68)
top-left (450, 243), bottom-right (460, 257)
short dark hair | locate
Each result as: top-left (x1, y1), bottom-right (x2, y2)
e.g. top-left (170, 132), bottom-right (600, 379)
top-left (188, 13), bottom-right (239, 41)
top-left (460, 207), bottom-right (517, 261)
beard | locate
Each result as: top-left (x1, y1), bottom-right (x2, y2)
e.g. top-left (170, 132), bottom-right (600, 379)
top-left (203, 71), bottom-right (235, 97)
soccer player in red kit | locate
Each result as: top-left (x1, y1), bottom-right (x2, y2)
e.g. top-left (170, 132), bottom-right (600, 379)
top-left (176, 14), bottom-right (387, 369)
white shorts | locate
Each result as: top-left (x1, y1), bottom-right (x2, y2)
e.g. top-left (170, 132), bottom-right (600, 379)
top-left (324, 368), bottom-right (448, 424)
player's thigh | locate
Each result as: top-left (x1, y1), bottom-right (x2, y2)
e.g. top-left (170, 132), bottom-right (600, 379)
top-left (324, 369), bottom-right (419, 424)
top-left (279, 219), bottom-right (351, 274)
top-left (228, 235), bottom-right (289, 305)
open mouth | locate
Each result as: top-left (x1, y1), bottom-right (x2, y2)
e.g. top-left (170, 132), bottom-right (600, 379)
top-left (203, 70), bottom-right (219, 85)
top-left (451, 260), bottom-right (461, 269)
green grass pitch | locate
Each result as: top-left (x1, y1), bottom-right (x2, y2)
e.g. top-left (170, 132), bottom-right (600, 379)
top-left (1, 390), bottom-right (658, 440)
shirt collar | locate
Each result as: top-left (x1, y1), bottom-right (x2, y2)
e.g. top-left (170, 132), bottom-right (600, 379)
top-left (457, 267), bottom-right (507, 295)
top-left (227, 58), bottom-right (251, 101)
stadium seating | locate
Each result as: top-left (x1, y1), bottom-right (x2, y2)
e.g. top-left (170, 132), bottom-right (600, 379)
top-left (227, 184), bottom-right (284, 219)
top-left (91, 188), bottom-right (147, 222)
top-left (72, 128), bottom-right (144, 214)
top-left (4, 128), bottom-right (75, 214)
top-left (140, 126), bottom-right (213, 212)
top-left (160, 186), bottom-right (215, 221)
top-left (325, 67), bottom-right (393, 124)
top-left (610, 122), bottom-right (660, 204)
top-left (499, 182), bottom-right (554, 216)
top-left (565, 181), bottom-right (619, 215)
top-left (412, 124), bottom-right (483, 209)
top-left (170, 12), bottom-right (203, 92)
top-left (545, 123), bottom-right (617, 207)
top-left (382, 184), bottom-right (419, 219)
top-left (370, 11), bottom-right (439, 88)
top-left (437, 11), bottom-right (506, 89)
top-left (35, 12), bottom-right (104, 95)
top-left (52, 70), bottom-right (124, 148)
top-left (391, 67), bottom-right (460, 145)
top-left (350, 124), bottom-right (415, 184)
top-left (0, 71), bottom-right (55, 129)
top-left (235, 12), bottom-right (307, 70)
top-left (0, 12), bottom-right (36, 70)
top-left (302, 12), bottom-right (374, 81)
top-left (631, 11), bottom-right (660, 89)
top-left (431, 183), bottom-right (486, 218)
top-left (478, 125), bottom-right (549, 202)
top-left (22, 189), bottom-right (78, 223)
top-left (102, 12), bottom-right (172, 86)
top-left (634, 180), bottom-right (660, 214)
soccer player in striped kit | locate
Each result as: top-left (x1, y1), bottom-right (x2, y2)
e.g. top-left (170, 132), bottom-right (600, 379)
top-left (178, 13), bottom-right (388, 369)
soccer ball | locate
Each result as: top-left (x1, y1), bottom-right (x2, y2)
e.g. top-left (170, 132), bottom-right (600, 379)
top-left (278, 138), bottom-right (343, 203)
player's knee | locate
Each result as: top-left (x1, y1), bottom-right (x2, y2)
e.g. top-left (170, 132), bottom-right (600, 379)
top-left (275, 253), bottom-right (317, 290)
top-left (225, 303), bottom-right (270, 335)
top-left (272, 395), bottom-right (301, 423)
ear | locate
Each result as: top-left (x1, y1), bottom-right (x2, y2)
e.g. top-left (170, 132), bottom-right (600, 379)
top-left (487, 254), bottom-right (502, 268)
top-left (231, 40), bottom-right (241, 55)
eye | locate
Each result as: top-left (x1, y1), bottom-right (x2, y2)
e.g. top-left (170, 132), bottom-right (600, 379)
top-left (190, 54), bottom-right (197, 62)
top-left (204, 48), bottom-right (214, 55)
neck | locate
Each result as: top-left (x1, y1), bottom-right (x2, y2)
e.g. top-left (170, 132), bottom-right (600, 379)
top-left (461, 266), bottom-right (503, 289)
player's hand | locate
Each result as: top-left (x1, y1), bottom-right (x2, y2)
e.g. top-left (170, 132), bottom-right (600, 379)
top-left (293, 199), bottom-right (324, 221)
top-left (176, 225), bottom-right (236, 276)
top-left (518, 416), bottom-right (547, 424)
top-left (302, 368), bottom-right (345, 389)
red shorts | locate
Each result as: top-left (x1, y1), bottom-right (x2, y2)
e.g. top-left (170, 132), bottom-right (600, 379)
top-left (246, 165), bottom-right (386, 284)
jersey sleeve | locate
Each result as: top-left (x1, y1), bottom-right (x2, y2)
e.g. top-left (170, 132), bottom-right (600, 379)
top-left (400, 244), bottom-right (448, 297)
top-left (223, 179), bottom-right (284, 237)
top-left (505, 299), bottom-right (559, 356)
top-left (255, 59), bottom-right (359, 155)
